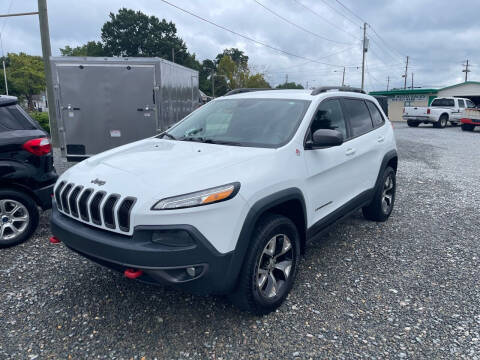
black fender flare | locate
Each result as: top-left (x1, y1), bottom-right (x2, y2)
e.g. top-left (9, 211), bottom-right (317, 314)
top-left (223, 188), bottom-right (307, 293)
top-left (373, 149), bottom-right (398, 195)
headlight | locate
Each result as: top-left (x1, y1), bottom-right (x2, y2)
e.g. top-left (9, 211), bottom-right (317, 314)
top-left (151, 182), bottom-right (240, 210)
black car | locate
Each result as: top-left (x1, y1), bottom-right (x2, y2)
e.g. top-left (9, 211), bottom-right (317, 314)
top-left (0, 95), bottom-right (57, 247)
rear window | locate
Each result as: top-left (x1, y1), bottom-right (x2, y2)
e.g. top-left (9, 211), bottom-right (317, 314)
top-left (342, 99), bottom-right (373, 137)
top-left (458, 99), bottom-right (465, 108)
top-left (431, 98), bottom-right (454, 107)
top-left (0, 105), bottom-right (37, 131)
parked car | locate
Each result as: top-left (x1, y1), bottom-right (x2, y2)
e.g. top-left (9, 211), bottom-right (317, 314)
top-left (50, 87), bottom-right (398, 314)
top-left (403, 97), bottom-right (476, 128)
top-left (0, 96), bottom-right (57, 247)
top-left (460, 107), bottom-right (480, 131)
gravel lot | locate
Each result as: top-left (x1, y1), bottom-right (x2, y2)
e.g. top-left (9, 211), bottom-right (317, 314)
top-left (1, 122), bottom-right (479, 359)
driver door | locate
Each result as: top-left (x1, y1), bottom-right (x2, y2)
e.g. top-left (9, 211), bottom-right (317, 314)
top-left (303, 98), bottom-right (356, 225)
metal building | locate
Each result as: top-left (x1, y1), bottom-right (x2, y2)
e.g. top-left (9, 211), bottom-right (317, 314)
top-left (51, 57), bottom-right (199, 160)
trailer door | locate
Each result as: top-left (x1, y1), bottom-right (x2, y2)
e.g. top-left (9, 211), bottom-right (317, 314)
top-left (56, 63), bottom-right (157, 157)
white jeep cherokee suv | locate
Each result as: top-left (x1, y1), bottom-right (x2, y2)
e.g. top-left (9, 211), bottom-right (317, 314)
top-left (51, 86), bottom-right (398, 315)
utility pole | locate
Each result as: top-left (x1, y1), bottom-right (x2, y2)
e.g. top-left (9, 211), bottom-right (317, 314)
top-left (341, 66), bottom-right (345, 86)
top-left (38, 0), bottom-right (59, 148)
top-left (386, 76), bottom-right (390, 91)
top-left (285, 74), bottom-right (288, 84)
top-left (2, 61), bottom-right (8, 95)
top-left (462, 59), bottom-right (470, 82)
top-left (403, 56), bottom-right (409, 90)
top-left (306, 81), bottom-right (309, 89)
top-left (172, 48), bottom-right (175, 63)
top-left (361, 22), bottom-right (367, 91)
top-left (211, 70), bottom-right (215, 98)
top-left (411, 72), bottom-right (414, 89)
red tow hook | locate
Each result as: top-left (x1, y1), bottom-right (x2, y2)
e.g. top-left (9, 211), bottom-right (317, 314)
top-left (124, 268), bottom-right (143, 279)
top-left (49, 236), bottom-right (61, 244)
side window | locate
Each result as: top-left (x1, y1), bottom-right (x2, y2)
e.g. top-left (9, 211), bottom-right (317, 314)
top-left (366, 101), bottom-right (385, 127)
top-left (309, 99), bottom-right (347, 140)
top-left (458, 99), bottom-right (465, 108)
top-left (466, 100), bottom-right (476, 108)
top-left (342, 99), bottom-right (373, 137)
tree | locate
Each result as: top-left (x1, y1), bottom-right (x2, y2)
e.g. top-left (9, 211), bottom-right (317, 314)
top-left (217, 55), bottom-right (270, 94)
top-left (276, 82), bottom-right (304, 89)
top-left (2, 53), bottom-right (45, 110)
top-left (60, 41), bottom-right (106, 57)
top-left (215, 48), bottom-right (248, 68)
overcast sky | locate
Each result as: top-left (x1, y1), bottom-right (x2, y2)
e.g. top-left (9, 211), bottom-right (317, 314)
top-left (1, 0), bottom-right (479, 91)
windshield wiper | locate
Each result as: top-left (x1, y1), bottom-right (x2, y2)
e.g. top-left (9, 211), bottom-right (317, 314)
top-left (180, 136), bottom-right (206, 142)
top-left (203, 139), bottom-right (243, 146)
top-left (160, 133), bottom-right (176, 140)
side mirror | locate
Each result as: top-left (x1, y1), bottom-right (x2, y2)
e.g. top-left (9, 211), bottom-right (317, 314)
top-left (306, 129), bottom-right (343, 149)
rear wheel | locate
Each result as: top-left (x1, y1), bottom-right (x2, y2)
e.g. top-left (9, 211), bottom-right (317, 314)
top-left (0, 190), bottom-right (39, 248)
top-left (434, 115), bottom-right (448, 128)
top-left (407, 120), bottom-right (419, 127)
top-left (461, 123), bottom-right (475, 131)
top-left (362, 167), bottom-right (396, 222)
top-left (229, 213), bottom-right (300, 315)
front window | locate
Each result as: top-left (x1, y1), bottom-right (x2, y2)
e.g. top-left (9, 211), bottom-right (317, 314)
top-left (161, 98), bottom-right (311, 148)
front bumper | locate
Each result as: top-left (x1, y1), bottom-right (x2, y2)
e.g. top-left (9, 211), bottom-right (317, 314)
top-left (461, 118), bottom-right (480, 125)
top-left (50, 205), bottom-right (236, 294)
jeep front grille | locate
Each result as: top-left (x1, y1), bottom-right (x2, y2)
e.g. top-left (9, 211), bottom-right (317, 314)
top-left (55, 182), bottom-right (136, 233)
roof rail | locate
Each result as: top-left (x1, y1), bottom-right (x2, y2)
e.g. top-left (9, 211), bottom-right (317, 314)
top-left (310, 86), bottom-right (366, 95)
top-left (224, 88), bottom-right (274, 96)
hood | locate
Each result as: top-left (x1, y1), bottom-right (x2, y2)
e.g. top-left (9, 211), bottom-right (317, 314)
top-left (62, 138), bottom-right (272, 200)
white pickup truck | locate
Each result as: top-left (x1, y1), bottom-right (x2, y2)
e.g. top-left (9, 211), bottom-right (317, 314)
top-left (403, 97), bottom-right (476, 128)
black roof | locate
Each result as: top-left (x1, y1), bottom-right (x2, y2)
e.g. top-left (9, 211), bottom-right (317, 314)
top-left (0, 95), bottom-right (18, 106)
top-left (310, 86), bottom-right (366, 95)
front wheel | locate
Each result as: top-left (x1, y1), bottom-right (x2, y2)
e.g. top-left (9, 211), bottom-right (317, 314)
top-left (362, 166), bottom-right (396, 222)
top-left (229, 214), bottom-right (300, 315)
top-left (0, 189), bottom-right (39, 248)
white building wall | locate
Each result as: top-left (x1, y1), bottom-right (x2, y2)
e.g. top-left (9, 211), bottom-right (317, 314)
top-left (438, 83), bottom-right (480, 97)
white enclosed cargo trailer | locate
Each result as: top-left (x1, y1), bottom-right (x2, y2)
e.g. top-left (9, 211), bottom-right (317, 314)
top-left (51, 57), bottom-right (199, 160)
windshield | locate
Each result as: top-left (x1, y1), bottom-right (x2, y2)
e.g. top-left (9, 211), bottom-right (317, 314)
top-left (162, 98), bottom-right (311, 148)
top-left (431, 98), bottom-right (454, 107)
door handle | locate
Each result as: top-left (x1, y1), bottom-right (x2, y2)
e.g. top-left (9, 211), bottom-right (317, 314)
top-left (377, 136), bottom-right (385, 143)
top-left (345, 148), bottom-right (356, 156)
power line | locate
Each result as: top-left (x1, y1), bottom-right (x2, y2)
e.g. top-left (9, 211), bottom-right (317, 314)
top-left (318, 0), bottom-right (362, 28)
top-left (160, 0), bottom-right (348, 68)
top-left (0, 0), bottom-right (14, 57)
top-left (265, 44), bottom-right (360, 73)
top-left (254, 0), bottom-right (352, 45)
top-left (368, 25), bottom-right (405, 61)
top-left (334, 0), bottom-right (366, 25)
top-left (291, 0), bottom-right (361, 41)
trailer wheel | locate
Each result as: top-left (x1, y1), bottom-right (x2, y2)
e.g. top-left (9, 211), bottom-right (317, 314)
top-left (461, 124), bottom-right (475, 131)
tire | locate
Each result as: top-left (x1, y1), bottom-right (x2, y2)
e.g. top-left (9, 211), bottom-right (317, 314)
top-left (461, 123), bottom-right (475, 131)
top-left (0, 189), bottom-right (39, 248)
top-left (407, 120), bottom-right (419, 127)
top-left (433, 115), bottom-right (448, 128)
top-left (362, 166), bottom-right (396, 222)
top-left (229, 213), bottom-right (301, 315)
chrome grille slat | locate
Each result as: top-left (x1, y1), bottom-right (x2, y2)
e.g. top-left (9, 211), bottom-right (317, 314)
top-left (60, 183), bottom-right (74, 214)
top-left (56, 182), bottom-right (136, 233)
top-left (68, 186), bottom-right (83, 217)
top-left (89, 192), bottom-right (106, 225)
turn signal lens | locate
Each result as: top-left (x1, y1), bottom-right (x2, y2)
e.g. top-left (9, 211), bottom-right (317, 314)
top-left (152, 183), bottom-right (240, 210)
top-left (23, 138), bottom-right (51, 156)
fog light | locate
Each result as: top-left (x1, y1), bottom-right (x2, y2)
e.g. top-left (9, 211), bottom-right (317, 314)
top-left (186, 267), bottom-right (196, 277)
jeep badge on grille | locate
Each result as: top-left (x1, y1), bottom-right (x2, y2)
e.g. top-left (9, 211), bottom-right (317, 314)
top-left (91, 178), bottom-right (106, 186)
